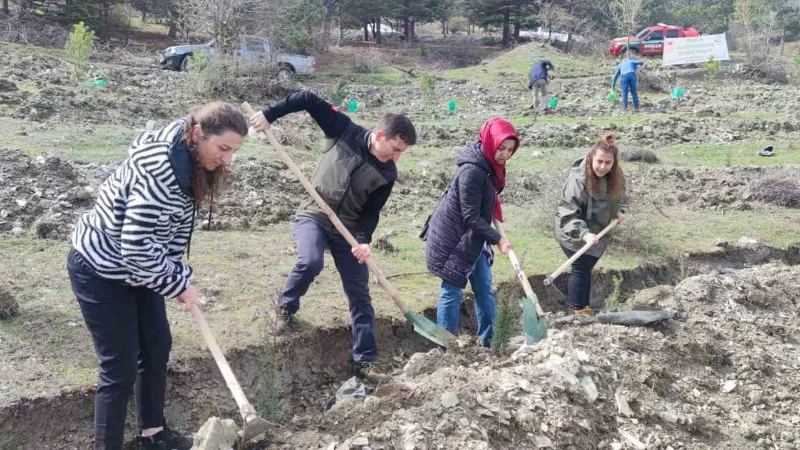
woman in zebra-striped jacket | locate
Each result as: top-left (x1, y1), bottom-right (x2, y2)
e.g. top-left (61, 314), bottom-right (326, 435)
top-left (67, 102), bottom-right (248, 450)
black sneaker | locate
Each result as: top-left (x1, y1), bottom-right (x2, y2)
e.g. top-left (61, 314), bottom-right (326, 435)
top-left (353, 361), bottom-right (391, 385)
top-left (267, 307), bottom-right (293, 335)
top-left (136, 427), bottom-right (192, 450)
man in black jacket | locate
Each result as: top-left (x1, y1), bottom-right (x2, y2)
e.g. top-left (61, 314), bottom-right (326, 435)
top-left (250, 91), bottom-right (416, 383)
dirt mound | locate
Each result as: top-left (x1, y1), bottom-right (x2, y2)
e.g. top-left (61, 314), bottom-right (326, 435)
top-left (0, 149), bottom-right (109, 239)
top-left (270, 262), bottom-right (800, 449)
top-left (0, 286), bottom-right (20, 319)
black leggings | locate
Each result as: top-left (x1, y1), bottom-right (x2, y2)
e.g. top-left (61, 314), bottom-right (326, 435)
top-left (67, 249), bottom-right (172, 450)
top-left (560, 245), bottom-right (600, 310)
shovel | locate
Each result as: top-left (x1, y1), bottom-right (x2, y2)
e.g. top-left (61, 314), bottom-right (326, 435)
top-left (543, 219), bottom-right (618, 306)
top-left (493, 219), bottom-right (547, 344)
top-left (189, 303), bottom-right (270, 447)
top-left (241, 102), bottom-right (455, 348)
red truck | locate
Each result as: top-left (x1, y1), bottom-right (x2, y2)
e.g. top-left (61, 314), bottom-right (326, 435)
top-left (609, 24), bottom-right (701, 56)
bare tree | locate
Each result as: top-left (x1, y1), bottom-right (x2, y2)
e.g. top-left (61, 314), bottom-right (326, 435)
top-left (537, 0), bottom-right (568, 42)
top-left (735, 0), bottom-right (775, 59)
top-left (172, 0), bottom-right (265, 51)
top-left (606, 0), bottom-right (645, 55)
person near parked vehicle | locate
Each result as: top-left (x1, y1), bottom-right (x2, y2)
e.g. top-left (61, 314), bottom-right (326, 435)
top-left (529, 59), bottom-right (556, 111)
top-left (423, 118), bottom-right (518, 347)
top-left (249, 90), bottom-right (417, 384)
top-left (554, 134), bottom-right (626, 317)
top-left (612, 58), bottom-right (645, 111)
top-left (68, 103), bottom-right (248, 450)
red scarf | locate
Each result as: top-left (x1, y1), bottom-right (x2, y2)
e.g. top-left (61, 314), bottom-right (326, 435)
top-left (479, 118), bottom-right (519, 223)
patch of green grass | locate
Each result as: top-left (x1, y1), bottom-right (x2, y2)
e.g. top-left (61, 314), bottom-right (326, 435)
top-left (442, 43), bottom-right (610, 85)
top-left (0, 117), bottom-right (136, 164)
top-left (659, 141), bottom-right (800, 167)
top-left (317, 66), bottom-right (408, 86)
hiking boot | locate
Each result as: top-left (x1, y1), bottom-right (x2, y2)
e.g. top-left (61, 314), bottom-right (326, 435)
top-left (353, 361), bottom-right (391, 385)
top-left (267, 307), bottom-right (293, 335)
top-left (136, 427), bottom-right (192, 450)
top-left (573, 306), bottom-right (595, 318)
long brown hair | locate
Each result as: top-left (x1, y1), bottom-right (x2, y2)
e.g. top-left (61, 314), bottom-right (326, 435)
top-left (181, 102), bottom-right (248, 205)
top-left (584, 133), bottom-right (625, 200)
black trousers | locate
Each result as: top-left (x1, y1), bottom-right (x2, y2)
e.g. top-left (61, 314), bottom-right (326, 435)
top-left (560, 245), bottom-right (600, 310)
top-left (67, 249), bottom-right (172, 450)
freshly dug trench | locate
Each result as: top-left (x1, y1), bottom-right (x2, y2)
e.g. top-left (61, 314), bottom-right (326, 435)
top-left (0, 318), bottom-right (434, 449)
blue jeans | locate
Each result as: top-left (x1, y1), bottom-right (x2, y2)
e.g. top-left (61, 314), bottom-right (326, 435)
top-left (279, 219), bottom-right (377, 363)
top-left (436, 251), bottom-right (495, 346)
top-left (621, 72), bottom-right (639, 109)
top-left (560, 245), bottom-right (600, 310)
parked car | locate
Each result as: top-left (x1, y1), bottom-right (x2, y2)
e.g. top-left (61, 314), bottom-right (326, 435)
top-left (609, 24), bottom-right (700, 56)
top-left (159, 36), bottom-right (316, 80)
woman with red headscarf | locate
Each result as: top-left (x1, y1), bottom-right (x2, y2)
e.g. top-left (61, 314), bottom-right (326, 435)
top-left (422, 118), bottom-right (519, 347)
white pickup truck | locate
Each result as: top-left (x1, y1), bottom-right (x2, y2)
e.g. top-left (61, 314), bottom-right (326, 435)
top-left (159, 35), bottom-right (316, 81)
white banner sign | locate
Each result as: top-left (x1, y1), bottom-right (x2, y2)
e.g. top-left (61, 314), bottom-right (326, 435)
top-left (663, 33), bottom-right (730, 66)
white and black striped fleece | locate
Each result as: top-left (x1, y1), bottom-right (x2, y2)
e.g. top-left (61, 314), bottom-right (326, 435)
top-left (71, 120), bottom-right (196, 299)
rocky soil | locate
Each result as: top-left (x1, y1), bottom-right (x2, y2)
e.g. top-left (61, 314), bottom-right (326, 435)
top-left (268, 263), bottom-right (800, 450)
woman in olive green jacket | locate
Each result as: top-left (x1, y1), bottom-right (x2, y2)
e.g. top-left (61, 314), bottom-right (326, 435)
top-left (554, 134), bottom-right (626, 316)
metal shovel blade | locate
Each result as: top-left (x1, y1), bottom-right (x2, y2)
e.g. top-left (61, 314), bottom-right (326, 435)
top-left (544, 281), bottom-right (568, 306)
top-left (520, 295), bottom-right (547, 344)
top-left (238, 416), bottom-right (270, 445)
top-left (404, 310), bottom-right (455, 348)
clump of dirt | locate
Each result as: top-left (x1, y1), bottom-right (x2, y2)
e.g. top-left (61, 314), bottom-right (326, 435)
top-left (628, 166), bottom-right (796, 212)
top-left (0, 149), bottom-right (109, 239)
top-left (751, 174), bottom-right (800, 208)
top-left (0, 286), bottom-right (20, 319)
top-left (269, 262), bottom-right (800, 450)
top-left (203, 158), bottom-right (306, 230)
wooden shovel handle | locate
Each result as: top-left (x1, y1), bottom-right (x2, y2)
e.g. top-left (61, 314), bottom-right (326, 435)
top-left (189, 303), bottom-right (258, 422)
top-left (545, 219), bottom-right (619, 284)
top-left (241, 102), bottom-right (410, 314)
top-left (493, 219), bottom-right (545, 318)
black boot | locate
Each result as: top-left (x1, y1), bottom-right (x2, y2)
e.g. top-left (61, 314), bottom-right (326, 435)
top-left (135, 426), bottom-right (192, 450)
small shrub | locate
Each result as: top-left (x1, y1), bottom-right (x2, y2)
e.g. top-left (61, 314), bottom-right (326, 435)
top-left (0, 287), bottom-right (20, 319)
top-left (752, 176), bottom-right (800, 208)
top-left (491, 298), bottom-right (516, 350)
top-left (621, 149), bottom-right (659, 163)
top-left (742, 57), bottom-right (790, 84)
top-left (423, 43), bottom-right (482, 69)
top-left (420, 72), bottom-right (436, 107)
top-left (65, 21), bottom-right (95, 79)
top-left (329, 79), bottom-right (349, 107)
top-left (605, 275), bottom-right (623, 309)
top-left (610, 215), bottom-right (667, 259)
top-left (185, 55), bottom-right (296, 101)
top-left (352, 49), bottom-right (383, 73)
top-left (679, 255), bottom-right (687, 281)
top-left (702, 56), bottom-right (722, 82)
top-left (794, 55), bottom-right (800, 81)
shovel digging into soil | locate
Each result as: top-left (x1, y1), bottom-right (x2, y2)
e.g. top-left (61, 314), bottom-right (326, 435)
top-left (543, 219), bottom-right (618, 307)
top-left (241, 102), bottom-right (455, 349)
top-left (189, 303), bottom-right (270, 449)
top-left (493, 219), bottom-right (547, 344)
